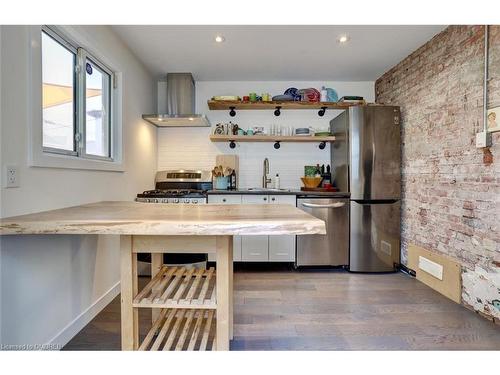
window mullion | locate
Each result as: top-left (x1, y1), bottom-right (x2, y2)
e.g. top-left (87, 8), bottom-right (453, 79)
top-left (76, 48), bottom-right (86, 157)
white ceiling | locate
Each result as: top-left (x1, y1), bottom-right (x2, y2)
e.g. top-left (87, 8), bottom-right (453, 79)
top-left (111, 25), bottom-right (445, 81)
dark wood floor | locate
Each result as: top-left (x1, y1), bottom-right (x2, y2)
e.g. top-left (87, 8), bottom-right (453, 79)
top-left (64, 270), bottom-right (500, 350)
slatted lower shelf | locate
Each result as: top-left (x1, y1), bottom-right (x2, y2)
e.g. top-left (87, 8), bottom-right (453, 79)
top-left (139, 308), bottom-right (216, 351)
top-left (133, 266), bottom-right (216, 309)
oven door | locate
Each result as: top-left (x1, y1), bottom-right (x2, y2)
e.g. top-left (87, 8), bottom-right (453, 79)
top-left (296, 198), bottom-right (349, 267)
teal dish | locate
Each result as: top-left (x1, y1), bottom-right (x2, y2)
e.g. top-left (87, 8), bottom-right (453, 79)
top-left (326, 88), bottom-right (339, 102)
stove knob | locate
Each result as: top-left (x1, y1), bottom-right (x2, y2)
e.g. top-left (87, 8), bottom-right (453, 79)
top-left (173, 198), bottom-right (179, 203)
top-left (184, 198), bottom-right (190, 203)
top-left (162, 199), bottom-right (168, 203)
top-left (192, 199), bottom-right (198, 204)
top-left (153, 198), bottom-right (158, 203)
top-left (146, 199), bottom-right (151, 203)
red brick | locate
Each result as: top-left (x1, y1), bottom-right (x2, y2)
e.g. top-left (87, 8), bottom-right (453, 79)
top-left (375, 25), bottom-right (500, 321)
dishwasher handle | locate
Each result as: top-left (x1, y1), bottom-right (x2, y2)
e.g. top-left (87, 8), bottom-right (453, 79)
top-left (301, 202), bottom-right (345, 209)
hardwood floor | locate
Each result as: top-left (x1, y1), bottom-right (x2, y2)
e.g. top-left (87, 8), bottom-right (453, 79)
top-left (63, 270), bottom-right (500, 350)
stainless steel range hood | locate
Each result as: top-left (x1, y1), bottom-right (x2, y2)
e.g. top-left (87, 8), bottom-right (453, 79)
top-left (142, 73), bottom-right (210, 127)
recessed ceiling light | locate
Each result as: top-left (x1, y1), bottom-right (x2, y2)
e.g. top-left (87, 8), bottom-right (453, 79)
top-left (215, 35), bottom-right (225, 43)
top-left (337, 34), bottom-right (350, 44)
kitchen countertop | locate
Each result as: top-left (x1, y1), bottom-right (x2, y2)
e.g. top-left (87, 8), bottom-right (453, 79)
top-left (0, 201), bottom-right (326, 236)
top-left (207, 189), bottom-right (350, 197)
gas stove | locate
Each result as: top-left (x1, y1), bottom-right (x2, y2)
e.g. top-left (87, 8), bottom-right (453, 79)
top-left (136, 170), bottom-right (212, 204)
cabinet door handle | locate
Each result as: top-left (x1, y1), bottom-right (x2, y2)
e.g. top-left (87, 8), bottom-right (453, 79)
top-left (271, 197), bottom-right (276, 201)
top-left (263, 197), bottom-right (267, 201)
top-left (222, 198), bottom-right (226, 202)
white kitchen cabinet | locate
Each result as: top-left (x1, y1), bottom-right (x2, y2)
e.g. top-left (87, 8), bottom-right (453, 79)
top-left (207, 194), bottom-right (242, 261)
top-left (209, 194), bottom-right (297, 263)
top-left (241, 195), bottom-right (269, 261)
top-left (268, 195), bottom-right (296, 261)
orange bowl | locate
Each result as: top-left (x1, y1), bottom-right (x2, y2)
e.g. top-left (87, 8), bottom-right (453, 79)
top-left (301, 176), bottom-right (322, 188)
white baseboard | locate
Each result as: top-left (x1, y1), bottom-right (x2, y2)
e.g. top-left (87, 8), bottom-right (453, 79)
top-left (47, 281), bottom-right (121, 349)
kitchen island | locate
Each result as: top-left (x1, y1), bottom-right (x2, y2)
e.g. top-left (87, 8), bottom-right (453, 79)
top-left (0, 201), bottom-right (325, 350)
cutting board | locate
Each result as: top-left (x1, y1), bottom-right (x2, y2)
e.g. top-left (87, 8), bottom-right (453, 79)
top-left (216, 155), bottom-right (239, 188)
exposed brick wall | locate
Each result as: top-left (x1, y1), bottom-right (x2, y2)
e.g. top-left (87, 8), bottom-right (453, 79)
top-left (375, 25), bottom-right (500, 320)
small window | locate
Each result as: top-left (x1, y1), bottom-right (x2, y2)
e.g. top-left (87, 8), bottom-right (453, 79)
top-left (84, 56), bottom-right (112, 158)
top-left (41, 30), bottom-right (77, 154)
top-left (41, 26), bottom-right (115, 161)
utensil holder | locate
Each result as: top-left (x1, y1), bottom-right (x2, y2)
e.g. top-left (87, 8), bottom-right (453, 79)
top-left (214, 176), bottom-right (229, 190)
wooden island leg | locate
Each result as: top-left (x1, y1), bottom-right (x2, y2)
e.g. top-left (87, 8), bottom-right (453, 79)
top-left (216, 235), bottom-right (233, 350)
top-left (151, 253), bottom-right (163, 323)
top-left (120, 235), bottom-right (139, 350)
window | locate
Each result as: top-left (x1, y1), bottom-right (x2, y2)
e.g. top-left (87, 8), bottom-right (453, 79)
top-left (41, 30), bottom-right (76, 154)
top-left (41, 26), bottom-right (114, 161)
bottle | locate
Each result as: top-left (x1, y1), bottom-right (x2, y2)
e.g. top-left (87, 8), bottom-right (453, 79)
top-left (315, 164), bottom-right (321, 177)
top-left (274, 173), bottom-right (280, 190)
top-left (230, 170), bottom-right (237, 190)
top-left (320, 86), bottom-right (328, 102)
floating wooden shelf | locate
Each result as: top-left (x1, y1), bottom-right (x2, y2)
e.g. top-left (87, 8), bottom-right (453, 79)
top-left (139, 308), bottom-right (216, 351)
top-left (210, 135), bottom-right (336, 142)
top-left (133, 266), bottom-right (216, 309)
top-left (208, 100), bottom-right (363, 111)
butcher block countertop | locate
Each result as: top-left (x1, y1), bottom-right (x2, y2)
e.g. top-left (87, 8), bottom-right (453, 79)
top-left (0, 201), bottom-right (326, 236)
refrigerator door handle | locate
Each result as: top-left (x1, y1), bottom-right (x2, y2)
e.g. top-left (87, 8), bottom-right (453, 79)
top-left (351, 199), bottom-right (399, 205)
top-left (301, 202), bottom-right (346, 209)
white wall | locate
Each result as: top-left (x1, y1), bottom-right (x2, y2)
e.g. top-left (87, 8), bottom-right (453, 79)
top-left (0, 25), bottom-right (157, 347)
top-left (158, 81), bottom-right (374, 189)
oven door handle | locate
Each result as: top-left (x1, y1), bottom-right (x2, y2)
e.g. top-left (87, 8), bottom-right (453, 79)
top-left (301, 202), bottom-right (345, 209)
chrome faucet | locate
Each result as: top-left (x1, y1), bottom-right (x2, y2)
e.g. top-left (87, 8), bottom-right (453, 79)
top-left (262, 158), bottom-right (271, 188)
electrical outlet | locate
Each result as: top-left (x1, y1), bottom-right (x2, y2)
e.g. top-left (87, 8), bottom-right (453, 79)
top-left (5, 166), bottom-right (19, 188)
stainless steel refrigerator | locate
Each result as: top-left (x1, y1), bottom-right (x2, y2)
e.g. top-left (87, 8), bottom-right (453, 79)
top-left (330, 106), bottom-right (401, 272)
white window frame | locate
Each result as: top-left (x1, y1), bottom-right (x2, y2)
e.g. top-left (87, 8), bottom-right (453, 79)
top-left (28, 25), bottom-right (124, 172)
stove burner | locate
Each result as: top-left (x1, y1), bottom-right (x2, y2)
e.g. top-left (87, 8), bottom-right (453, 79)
top-left (141, 189), bottom-right (201, 196)
top-left (142, 189), bottom-right (165, 196)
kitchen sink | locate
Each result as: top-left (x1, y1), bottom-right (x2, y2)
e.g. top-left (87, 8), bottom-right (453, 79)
top-left (245, 187), bottom-right (291, 192)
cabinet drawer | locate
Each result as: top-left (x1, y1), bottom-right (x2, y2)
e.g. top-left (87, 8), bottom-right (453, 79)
top-left (207, 195), bottom-right (242, 204)
top-left (242, 248), bottom-right (268, 261)
top-left (241, 236), bottom-right (268, 261)
top-left (269, 235), bottom-right (296, 262)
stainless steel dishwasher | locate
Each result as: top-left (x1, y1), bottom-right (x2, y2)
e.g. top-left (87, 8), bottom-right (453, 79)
top-left (296, 197), bottom-right (349, 267)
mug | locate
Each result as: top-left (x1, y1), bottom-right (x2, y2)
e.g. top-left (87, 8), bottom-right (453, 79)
top-left (242, 96), bottom-right (250, 102)
top-left (247, 129), bottom-right (254, 136)
top-left (249, 93), bottom-right (257, 102)
top-left (237, 129), bottom-right (244, 135)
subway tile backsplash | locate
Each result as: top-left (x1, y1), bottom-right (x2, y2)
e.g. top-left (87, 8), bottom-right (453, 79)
top-left (157, 80), bottom-right (375, 189)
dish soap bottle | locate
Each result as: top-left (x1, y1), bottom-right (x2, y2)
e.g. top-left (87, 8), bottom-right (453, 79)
top-left (274, 173), bottom-right (280, 190)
